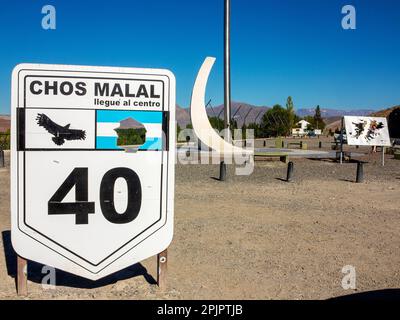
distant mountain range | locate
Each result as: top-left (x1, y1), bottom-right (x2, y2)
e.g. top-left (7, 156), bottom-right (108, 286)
top-left (296, 108), bottom-right (376, 118)
top-left (207, 102), bottom-right (270, 127)
top-left (177, 102), bottom-right (269, 127)
top-left (0, 115), bottom-right (10, 132)
top-left (0, 105), bottom-right (382, 132)
top-left (176, 102), bottom-right (376, 127)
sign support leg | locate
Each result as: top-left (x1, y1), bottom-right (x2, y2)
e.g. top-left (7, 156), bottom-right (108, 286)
top-left (339, 117), bottom-right (344, 164)
top-left (382, 147), bottom-right (385, 166)
top-left (157, 249), bottom-right (168, 290)
top-left (17, 255), bottom-right (28, 296)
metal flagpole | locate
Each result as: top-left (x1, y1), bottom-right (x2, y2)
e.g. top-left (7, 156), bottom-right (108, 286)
top-left (220, 0), bottom-right (231, 181)
top-left (224, 0), bottom-right (231, 133)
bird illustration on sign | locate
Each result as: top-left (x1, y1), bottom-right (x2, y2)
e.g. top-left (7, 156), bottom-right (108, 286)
top-left (36, 113), bottom-right (86, 146)
top-left (350, 118), bottom-right (385, 142)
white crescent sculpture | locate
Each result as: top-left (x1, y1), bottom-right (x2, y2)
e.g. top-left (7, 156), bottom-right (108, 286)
top-left (190, 57), bottom-right (253, 156)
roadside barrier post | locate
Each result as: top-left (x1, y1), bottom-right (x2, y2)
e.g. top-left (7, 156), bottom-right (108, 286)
top-left (219, 161), bottom-right (227, 181)
top-left (0, 149), bottom-right (4, 168)
top-left (356, 161), bottom-right (364, 183)
top-left (286, 161), bottom-right (294, 182)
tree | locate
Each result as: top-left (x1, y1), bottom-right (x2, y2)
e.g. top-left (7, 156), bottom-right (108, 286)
top-left (286, 96), bottom-right (295, 131)
top-left (301, 106), bottom-right (326, 131)
top-left (247, 122), bottom-right (261, 138)
top-left (313, 105), bottom-right (326, 130)
top-left (241, 123), bottom-right (247, 140)
top-left (0, 129), bottom-right (10, 150)
top-left (231, 118), bottom-right (238, 131)
top-left (304, 116), bottom-right (315, 130)
top-left (208, 116), bottom-right (224, 131)
top-left (260, 104), bottom-right (291, 137)
top-left (294, 114), bottom-right (302, 125)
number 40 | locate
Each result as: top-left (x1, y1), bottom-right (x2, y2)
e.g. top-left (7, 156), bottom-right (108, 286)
top-left (48, 167), bottom-right (142, 225)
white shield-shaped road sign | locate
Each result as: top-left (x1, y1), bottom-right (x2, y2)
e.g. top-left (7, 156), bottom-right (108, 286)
top-left (11, 64), bottom-right (175, 280)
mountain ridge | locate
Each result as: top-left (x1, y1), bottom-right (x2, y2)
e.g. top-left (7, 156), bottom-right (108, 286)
top-left (296, 108), bottom-right (376, 118)
top-left (0, 105), bottom-right (385, 132)
top-left (176, 103), bottom-right (377, 127)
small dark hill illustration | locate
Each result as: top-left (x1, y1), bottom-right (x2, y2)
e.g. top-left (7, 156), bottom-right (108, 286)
top-left (114, 117), bottom-right (147, 147)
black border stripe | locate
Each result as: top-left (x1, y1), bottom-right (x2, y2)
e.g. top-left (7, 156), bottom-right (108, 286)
top-left (17, 108), bottom-right (25, 151)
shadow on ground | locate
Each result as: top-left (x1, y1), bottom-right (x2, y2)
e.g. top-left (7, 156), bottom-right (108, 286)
top-left (1, 230), bottom-right (156, 289)
top-left (338, 178), bottom-right (356, 183)
top-left (306, 157), bottom-right (339, 163)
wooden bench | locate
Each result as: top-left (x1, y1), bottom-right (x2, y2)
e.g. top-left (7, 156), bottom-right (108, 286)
top-left (288, 142), bottom-right (302, 149)
top-left (261, 139), bottom-right (285, 148)
top-left (288, 141), bottom-right (307, 150)
top-left (254, 152), bottom-right (289, 163)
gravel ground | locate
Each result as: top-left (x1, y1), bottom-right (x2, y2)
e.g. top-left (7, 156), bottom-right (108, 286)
top-left (0, 142), bottom-right (399, 299)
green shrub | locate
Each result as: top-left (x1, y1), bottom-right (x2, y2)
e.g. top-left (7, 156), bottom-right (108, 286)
top-left (115, 128), bottom-right (146, 146)
top-left (0, 131), bottom-right (10, 150)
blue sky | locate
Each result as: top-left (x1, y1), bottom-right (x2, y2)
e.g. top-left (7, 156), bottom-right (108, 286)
top-left (0, 0), bottom-right (399, 114)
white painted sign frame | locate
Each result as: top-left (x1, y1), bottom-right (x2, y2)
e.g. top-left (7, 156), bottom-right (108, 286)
top-left (11, 64), bottom-right (175, 280)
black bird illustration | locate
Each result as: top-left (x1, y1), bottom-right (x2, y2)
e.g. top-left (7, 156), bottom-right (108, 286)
top-left (352, 120), bottom-right (367, 138)
top-left (365, 120), bottom-right (384, 141)
top-left (36, 113), bottom-right (86, 146)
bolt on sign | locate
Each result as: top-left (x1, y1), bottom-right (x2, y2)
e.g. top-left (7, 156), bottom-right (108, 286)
top-left (11, 64), bottom-right (175, 280)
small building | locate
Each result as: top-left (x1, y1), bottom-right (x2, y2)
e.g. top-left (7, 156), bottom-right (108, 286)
top-left (297, 120), bottom-right (310, 130)
top-left (292, 120), bottom-right (310, 137)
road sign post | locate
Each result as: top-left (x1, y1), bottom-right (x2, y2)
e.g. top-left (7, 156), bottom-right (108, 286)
top-left (17, 255), bottom-right (27, 296)
top-left (11, 64), bottom-right (176, 285)
top-left (157, 249), bottom-right (168, 290)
